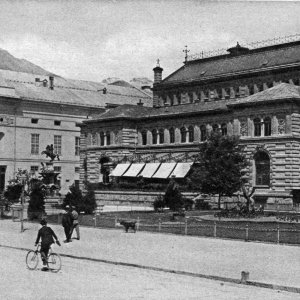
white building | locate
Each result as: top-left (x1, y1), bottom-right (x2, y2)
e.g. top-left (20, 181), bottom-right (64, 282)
top-left (0, 69), bottom-right (152, 194)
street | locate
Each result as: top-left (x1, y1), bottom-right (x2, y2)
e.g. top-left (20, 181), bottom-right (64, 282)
top-left (0, 246), bottom-right (298, 300)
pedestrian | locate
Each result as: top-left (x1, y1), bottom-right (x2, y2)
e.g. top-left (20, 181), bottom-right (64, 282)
top-left (35, 219), bottom-right (61, 271)
top-left (70, 206), bottom-right (80, 240)
top-left (62, 205), bottom-right (73, 243)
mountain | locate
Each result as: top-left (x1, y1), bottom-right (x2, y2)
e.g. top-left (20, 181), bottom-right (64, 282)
top-left (130, 77), bottom-right (153, 89)
top-left (0, 48), bottom-right (52, 75)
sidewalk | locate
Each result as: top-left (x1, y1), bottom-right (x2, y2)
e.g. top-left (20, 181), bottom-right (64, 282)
top-left (1, 219), bottom-right (299, 291)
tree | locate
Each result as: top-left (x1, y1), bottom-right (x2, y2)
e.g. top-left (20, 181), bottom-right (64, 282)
top-left (191, 132), bottom-right (248, 209)
top-left (28, 180), bottom-right (46, 220)
top-left (164, 179), bottom-right (183, 211)
top-left (63, 184), bottom-right (83, 211)
top-left (63, 183), bottom-right (97, 214)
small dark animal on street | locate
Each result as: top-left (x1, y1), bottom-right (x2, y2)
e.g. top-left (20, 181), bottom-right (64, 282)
top-left (119, 220), bottom-right (137, 233)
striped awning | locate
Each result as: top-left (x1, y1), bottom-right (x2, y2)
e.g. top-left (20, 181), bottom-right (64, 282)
top-left (109, 164), bottom-right (131, 177)
top-left (138, 163), bottom-right (161, 178)
top-left (122, 163), bottom-right (145, 177)
top-left (152, 163), bottom-right (177, 179)
top-left (169, 162), bottom-right (193, 178)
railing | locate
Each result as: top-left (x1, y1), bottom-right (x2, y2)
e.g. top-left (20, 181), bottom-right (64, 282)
top-left (188, 33), bottom-right (300, 61)
top-left (39, 213), bottom-right (300, 245)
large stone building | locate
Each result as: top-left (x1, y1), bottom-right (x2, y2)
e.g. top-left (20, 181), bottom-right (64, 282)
top-left (81, 39), bottom-right (300, 210)
top-left (0, 69), bottom-right (152, 194)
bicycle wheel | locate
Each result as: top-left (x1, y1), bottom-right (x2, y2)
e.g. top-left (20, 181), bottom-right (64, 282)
top-left (26, 250), bottom-right (39, 270)
top-left (47, 253), bottom-right (61, 272)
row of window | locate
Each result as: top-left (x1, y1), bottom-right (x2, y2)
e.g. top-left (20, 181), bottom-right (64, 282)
top-left (31, 118), bottom-right (62, 126)
top-left (160, 79), bottom-right (298, 106)
top-left (88, 132), bottom-right (112, 146)
top-left (141, 124), bottom-right (227, 145)
top-left (30, 166), bottom-right (80, 174)
top-left (31, 134), bottom-right (80, 156)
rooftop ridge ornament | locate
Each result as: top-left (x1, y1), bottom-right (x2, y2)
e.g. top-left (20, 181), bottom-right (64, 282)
top-left (156, 58), bottom-right (160, 67)
top-left (187, 33), bottom-right (300, 61)
top-left (183, 45), bottom-right (190, 64)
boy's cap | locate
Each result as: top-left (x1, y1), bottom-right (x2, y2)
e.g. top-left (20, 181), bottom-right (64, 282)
top-left (40, 219), bottom-right (47, 226)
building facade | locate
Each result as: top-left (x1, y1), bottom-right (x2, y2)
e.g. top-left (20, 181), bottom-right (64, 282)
top-left (81, 40), bottom-right (300, 209)
top-left (0, 69), bottom-right (152, 194)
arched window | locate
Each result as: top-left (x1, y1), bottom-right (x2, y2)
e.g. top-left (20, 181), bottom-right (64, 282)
top-left (159, 128), bottom-right (164, 144)
top-left (106, 131), bottom-right (111, 146)
top-left (180, 127), bottom-right (186, 143)
top-left (188, 126), bottom-right (194, 142)
top-left (200, 125), bottom-right (207, 141)
top-left (169, 128), bottom-right (175, 144)
top-left (264, 117), bottom-right (271, 136)
top-left (170, 96), bottom-right (174, 106)
top-left (221, 123), bottom-right (227, 136)
top-left (213, 124), bottom-right (219, 132)
top-left (254, 151), bottom-right (270, 186)
top-left (177, 93), bottom-right (181, 105)
top-left (152, 129), bottom-right (158, 144)
top-left (142, 130), bottom-right (147, 145)
top-left (254, 118), bottom-right (261, 136)
top-left (100, 132), bottom-right (105, 146)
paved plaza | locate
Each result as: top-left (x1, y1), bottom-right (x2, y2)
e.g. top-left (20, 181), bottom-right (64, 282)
top-left (0, 219), bottom-right (299, 299)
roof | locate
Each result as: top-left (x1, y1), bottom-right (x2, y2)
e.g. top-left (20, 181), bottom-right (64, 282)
top-left (161, 41), bottom-right (300, 85)
top-left (228, 83), bottom-right (300, 107)
top-left (88, 99), bottom-right (228, 123)
top-left (0, 69), bottom-right (152, 108)
top-left (86, 83), bottom-right (300, 123)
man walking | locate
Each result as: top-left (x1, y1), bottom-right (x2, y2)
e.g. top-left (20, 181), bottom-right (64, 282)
top-left (70, 206), bottom-right (80, 240)
top-left (62, 205), bottom-right (72, 243)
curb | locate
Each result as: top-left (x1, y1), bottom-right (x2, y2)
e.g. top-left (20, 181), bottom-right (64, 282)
top-left (1, 243), bottom-right (300, 294)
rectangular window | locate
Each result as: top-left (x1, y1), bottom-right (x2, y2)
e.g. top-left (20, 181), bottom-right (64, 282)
top-left (54, 120), bottom-right (61, 126)
top-left (31, 118), bottom-right (38, 124)
top-left (54, 166), bottom-right (61, 172)
top-left (30, 166), bottom-right (39, 174)
top-left (75, 137), bottom-right (80, 156)
top-left (75, 167), bottom-right (80, 173)
top-left (31, 134), bottom-right (39, 155)
top-left (54, 135), bottom-right (62, 155)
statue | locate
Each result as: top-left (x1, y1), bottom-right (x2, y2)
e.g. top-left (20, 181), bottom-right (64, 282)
top-left (41, 144), bottom-right (60, 162)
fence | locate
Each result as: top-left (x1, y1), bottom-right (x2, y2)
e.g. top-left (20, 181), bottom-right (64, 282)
top-left (42, 213), bottom-right (300, 245)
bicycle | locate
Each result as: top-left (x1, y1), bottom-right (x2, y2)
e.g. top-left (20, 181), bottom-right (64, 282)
top-left (26, 243), bottom-right (62, 272)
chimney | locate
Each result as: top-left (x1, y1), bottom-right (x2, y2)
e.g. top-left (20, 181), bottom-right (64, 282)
top-left (153, 59), bottom-right (163, 84)
top-left (49, 76), bottom-right (54, 90)
top-left (137, 99), bottom-right (144, 106)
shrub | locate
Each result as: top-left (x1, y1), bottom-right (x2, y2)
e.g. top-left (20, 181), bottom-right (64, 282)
top-left (28, 181), bottom-right (46, 220)
top-left (153, 195), bottom-right (165, 212)
top-left (183, 198), bottom-right (195, 211)
top-left (63, 183), bottom-right (97, 214)
top-left (164, 180), bottom-right (183, 211)
top-left (4, 184), bottom-right (23, 203)
top-left (81, 183), bottom-right (97, 214)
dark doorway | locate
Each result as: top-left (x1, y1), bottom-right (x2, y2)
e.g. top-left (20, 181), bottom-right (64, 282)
top-left (0, 166), bottom-right (6, 192)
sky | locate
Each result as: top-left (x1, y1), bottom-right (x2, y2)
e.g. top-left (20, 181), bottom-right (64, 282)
top-left (0, 0), bottom-right (299, 83)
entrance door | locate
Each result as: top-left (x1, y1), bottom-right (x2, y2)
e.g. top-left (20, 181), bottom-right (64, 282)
top-left (0, 166), bottom-right (6, 192)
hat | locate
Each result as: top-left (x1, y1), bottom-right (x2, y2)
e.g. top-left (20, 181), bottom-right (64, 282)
top-left (40, 219), bottom-right (47, 226)
top-left (65, 205), bottom-right (70, 209)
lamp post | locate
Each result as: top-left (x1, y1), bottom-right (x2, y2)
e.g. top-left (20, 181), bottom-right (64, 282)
top-left (20, 174), bottom-right (27, 233)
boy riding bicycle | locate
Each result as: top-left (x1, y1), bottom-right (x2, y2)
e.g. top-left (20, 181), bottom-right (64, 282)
top-left (35, 219), bottom-right (61, 270)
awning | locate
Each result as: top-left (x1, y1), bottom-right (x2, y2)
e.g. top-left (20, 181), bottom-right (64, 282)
top-left (152, 163), bottom-right (177, 179)
top-left (138, 163), bottom-right (161, 178)
top-left (122, 163), bottom-right (145, 177)
top-left (169, 162), bottom-right (193, 178)
top-left (109, 164), bottom-right (131, 177)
